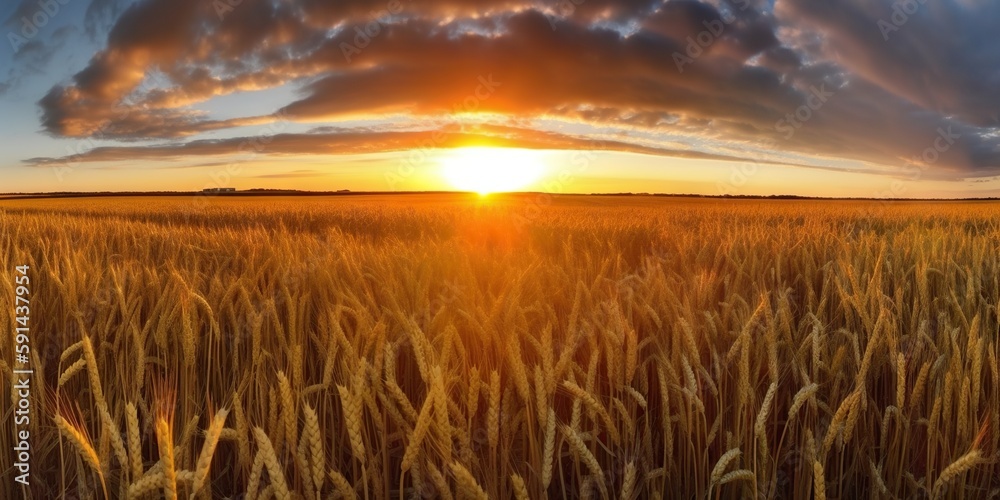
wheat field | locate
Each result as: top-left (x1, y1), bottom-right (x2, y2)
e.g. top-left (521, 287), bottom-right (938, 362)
top-left (0, 194), bottom-right (998, 499)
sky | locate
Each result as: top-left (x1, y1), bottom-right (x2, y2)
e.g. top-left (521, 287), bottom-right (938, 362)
top-left (2, 0), bottom-right (1000, 197)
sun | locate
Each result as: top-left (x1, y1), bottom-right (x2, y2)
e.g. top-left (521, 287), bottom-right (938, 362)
top-left (439, 147), bottom-right (547, 195)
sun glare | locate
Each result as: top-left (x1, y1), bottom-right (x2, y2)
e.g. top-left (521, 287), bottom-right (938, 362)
top-left (440, 147), bottom-right (548, 195)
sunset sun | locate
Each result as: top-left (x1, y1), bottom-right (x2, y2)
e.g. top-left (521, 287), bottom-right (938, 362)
top-left (440, 147), bottom-right (548, 195)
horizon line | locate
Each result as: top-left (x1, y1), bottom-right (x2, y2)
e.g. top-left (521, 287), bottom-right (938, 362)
top-left (1, 189), bottom-right (998, 202)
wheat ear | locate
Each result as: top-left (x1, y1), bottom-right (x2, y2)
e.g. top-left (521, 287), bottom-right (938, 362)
top-left (57, 358), bottom-right (87, 387)
top-left (542, 407), bottom-right (556, 488)
top-left (127, 470), bottom-right (165, 498)
top-left (450, 461), bottom-right (489, 500)
top-left (301, 404), bottom-right (326, 493)
top-left (192, 408), bottom-right (229, 494)
top-left (933, 450), bottom-right (982, 497)
top-left (252, 427), bottom-right (290, 499)
top-left (155, 418), bottom-right (177, 500)
top-left (564, 425), bottom-right (609, 499)
top-left (487, 370), bottom-right (501, 451)
top-left (97, 402), bottom-right (129, 471)
top-left (401, 386), bottom-right (436, 472)
top-left (126, 402), bottom-right (143, 479)
top-left (710, 448), bottom-right (742, 485)
top-left (813, 460), bottom-right (826, 500)
top-left (512, 473), bottom-right (530, 500)
top-left (337, 385), bottom-right (366, 465)
top-left (621, 461), bottom-right (637, 499)
top-left (54, 415), bottom-right (102, 474)
top-left (278, 371), bottom-right (297, 448)
top-left (329, 469), bottom-right (356, 500)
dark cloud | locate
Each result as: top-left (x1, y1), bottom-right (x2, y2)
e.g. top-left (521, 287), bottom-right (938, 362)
top-left (13, 25), bottom-right (74, 66)
top-left (777, 0), bottom-right (1000, 127)
top-left (25, 0), bottom-right (1000, 178)
top-left (3, 0), bottom-right (40, 27)
top-left (21, 123), bottom-right (797, 167)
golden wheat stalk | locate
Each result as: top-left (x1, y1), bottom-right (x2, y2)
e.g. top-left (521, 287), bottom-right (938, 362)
top-left (337, 384), bottom-right (366, 466)
top-left (562, 380), bottom-right (621, 444)
top-left (128, 470), bottom-right (165, 498)
top-left (719, 470), bottom-right (755, 485)
top-left (126, 402), bottom-right (143, 479)
top-left (301, 404), bottom-right (326, 493)
top-left (155, 418), bottom-right (178, 500)
top-left (813, 460), bottom-right (826, 500)
top-left (710, 448), bottom-right (742, 485)
top-left (278, 371), bottom-right (297, 449)
top-left (450, 461), bottom-right (488, 500)
top-left (329, 469), bottom-right (356, 500)
top-left (895, 353), bottom-right (906, 409)
top-left (542, 406), bottom-right (556, 488)
top-left (933, 449), bottom-right (982, 497)
top-left (252, 427), bottom-right (290, 499)
top-left (81, 336), bottom-right (107, 410)
top-left (788, 383), bottom-right (819, 421)
top-left (246, 452), bottom-right (265, 500)
top-left (97, 401), bottom-right (129, 471)
top-left (401, 385), bottom-right (436, 472)
top-left (511, 473), bottom-right (530, 500)
top-left (57, 358), bottom-right (87, 387)
top-left (755, 382), bottom-right (777, 460)
top-left (425, 461), bottom-right (454, 500)
top-left (233, 394), bottom-right (251, 468)
top-left (487, 370), bottom-right (501, 451)
top-left (563, 425), bottom-right (609, 499)
top-left (191, 408), bottom-right (229, 494)
top-left (54, 415), bottom-right (102, 474)
top-left (620, 461), bottom-right (637, 499)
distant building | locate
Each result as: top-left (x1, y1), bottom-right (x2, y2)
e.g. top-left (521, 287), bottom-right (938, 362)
top-left (203, 187), bottom-right (236, 193)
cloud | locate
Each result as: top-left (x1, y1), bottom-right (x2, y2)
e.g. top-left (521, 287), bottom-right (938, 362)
top-left (25, 0), bottom-right (1000, 179)
top-left (2, 0), bottom-right (116, 95)
top-left (23, 123), bottom-right (813, 169)
top-left (777, 0), bottom-right (1000, 127)
top-left (252, 169), bottom-right (326, 179)
top-left (83, 0), bottom-right (130, 40)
